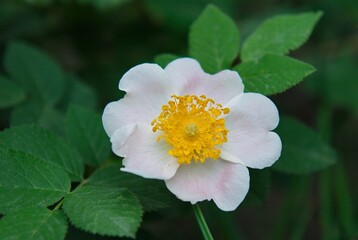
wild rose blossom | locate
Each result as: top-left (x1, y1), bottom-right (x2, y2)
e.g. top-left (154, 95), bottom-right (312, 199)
top-left (102, 58), bottom-right (281, 211)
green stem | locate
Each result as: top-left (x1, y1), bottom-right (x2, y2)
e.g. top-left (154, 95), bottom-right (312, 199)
top-left (192, 204), bottom-right (214, 240)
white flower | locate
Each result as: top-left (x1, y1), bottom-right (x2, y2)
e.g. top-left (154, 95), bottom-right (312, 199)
top-left (102, 58), bottom-right (281, 211)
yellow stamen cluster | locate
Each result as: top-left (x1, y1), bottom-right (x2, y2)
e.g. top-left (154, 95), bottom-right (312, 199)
top-left (151, 95), bottom-right (230, 164)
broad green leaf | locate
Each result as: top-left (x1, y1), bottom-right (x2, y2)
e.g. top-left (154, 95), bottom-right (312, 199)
top-left (59, 74), bottom-right (97, 111)
top-left (273, 116), bottom-right (337, 174)
top-left (0, 75), bottom-right (25, 109)
top-left (189, 4), bottom-right (239, 73)
top-left (0, 125), bottom-right (84, 181)
top-left (87, 164), bottom-right (174, 211)
top-left (154, 53), bottom-right (179, 68)
top-left (0, 207), bottom-right (67, 240)
top-left (241, 11), bottom-right (323, 61)
top-left (244, 169), bottom-right (270, 205)
top-left (0, 148), bottom-right (70, 213)
top-left (4, 41), bottom-right (64, 105)
top-left (65, 105), bottom-right (110, 167)
top-left (234, 54), bottom-right (315, 95)
top-left (11, 101), bottom-right (65, 135)
top-left (63, 186), bottom-right (142, 238)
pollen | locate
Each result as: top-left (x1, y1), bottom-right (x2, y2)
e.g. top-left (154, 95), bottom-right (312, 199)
top-left (151, 95), bottom-right (230, 164)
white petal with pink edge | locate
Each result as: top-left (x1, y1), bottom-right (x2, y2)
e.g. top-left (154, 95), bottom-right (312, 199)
top-left (165, 159), bottom-right (250, 211)
top-left (111, 124), bottom-right (180, 180)
top-left (221, 93), bottom-right (282, 168)
top-left (165, 58), bottom-right (244, 104)
top-left (119, 63), bottom-right (176, 98)
top-left (103, 95), bottom-right (164, 137)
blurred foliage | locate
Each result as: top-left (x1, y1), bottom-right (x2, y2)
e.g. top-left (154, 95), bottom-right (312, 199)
top-left (0, 0), bottom-right (357, 239)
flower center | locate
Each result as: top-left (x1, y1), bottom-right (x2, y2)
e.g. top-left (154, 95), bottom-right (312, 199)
top-left (151, 95), bottom-right (230, 164)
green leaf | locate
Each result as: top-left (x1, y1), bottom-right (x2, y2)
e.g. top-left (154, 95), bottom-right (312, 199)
top-left (65, 105), bottom-right (110, 167)
top-left (273, 116), bottom-right (337, 174)
top-left (154, 53), bottom-right (179, 68)
top-left (241, 11), bottom-right (323, 62)
top-left (87, 164), bottom-right (174, 211)
top-left (4, 41), bottom-right (65, 105)
top-left (0, 148), bottom-right (70, 213)
top-left (234, 54), bottom-right (315, 95)
top-left (0, 207), bottom-right (67, 240)
top-left (189, 4), bottom-right (239, 73)
top-left (244, 169), bottom-right (270, 205)
top-left (11, 101), bottom-right (65, 135)
top-left (0, 125), bottom-right (84, 181)
top-left (63, 186), bottom-right (142, 238)
top-left (0, 75), bottom-right (25, 109)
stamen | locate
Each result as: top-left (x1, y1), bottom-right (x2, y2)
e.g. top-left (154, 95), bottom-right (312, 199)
top-left (152, 95), bottom-right (230, 164)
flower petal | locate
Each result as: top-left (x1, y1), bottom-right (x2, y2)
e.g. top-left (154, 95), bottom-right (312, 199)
top-left (165, 58), bottom-right (244, 104)
top-left (119, 63), bottom-right (176, 98)
top-left (224, 93), bottom-right (279, 130)
top-left (165, 58), bottom-right (206, 90)
top-left (111, 124), bottom-right (180, 180)
top-left (103, 63), bottom-right (178, 137)
top-left (221, 93), bottom-right (281, 168)
top-left (103, 96), bottom-right (162, 137)
top-left (221, 131), bottom-right (281, 169)
top-left (165, 159), bottom-right (249, 211)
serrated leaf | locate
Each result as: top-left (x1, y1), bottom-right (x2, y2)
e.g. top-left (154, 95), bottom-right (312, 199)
top-left (4, 41), bottom-right (65, 105)
top-left (154, 53), bottom-right (179, 68)
top-left (0, 148), bottom-right (70, 213)
top-left (241, 11), bottom-right (322, 61)
top-left (63, 186), bottom-right (142, 238)
top-left (0, 125), bottom-right (84, 181)
top-left (273, 116), bottom-right (337, 174)
top-left (244, 169), bottom-right (270, 205)
top-left (65, 105), bottom-right (110, 167)
top-left (0, 75), bottom-right (25, 109)
top-left (189, 4), bottom-right (239, 73)
top-left (87, 164), bottom-right (174, 211)
top-left (11, 101), bottom-right (65, 135)
top-left (0, 207), bottom-right (67, 240)
top-left (234, 54), bottom-right (315, 95)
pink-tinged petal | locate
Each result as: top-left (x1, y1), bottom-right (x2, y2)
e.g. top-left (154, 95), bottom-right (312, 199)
top-left (224, 93), bottom-right (279, 131)
top-left (196, 70), bottom-right (244, 105)
top-left (165, 58), bottom-right (206, 90)
top-left (119, 63), bottom-right (176, 98)
top-left (221, 93), bottom-right (281, 168)
top-left (111, 124), bottom-right (180, 180)
top-left (221, 130), bottom-right (281, 169)
top-left (165, 159), bottom-right (249, 211)
top-left (165, 58), bottom-right (244, 104)
top-left (103, 96), bottom-right (163, 137)
top-left (103, 63), bottom-right (177, 137)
